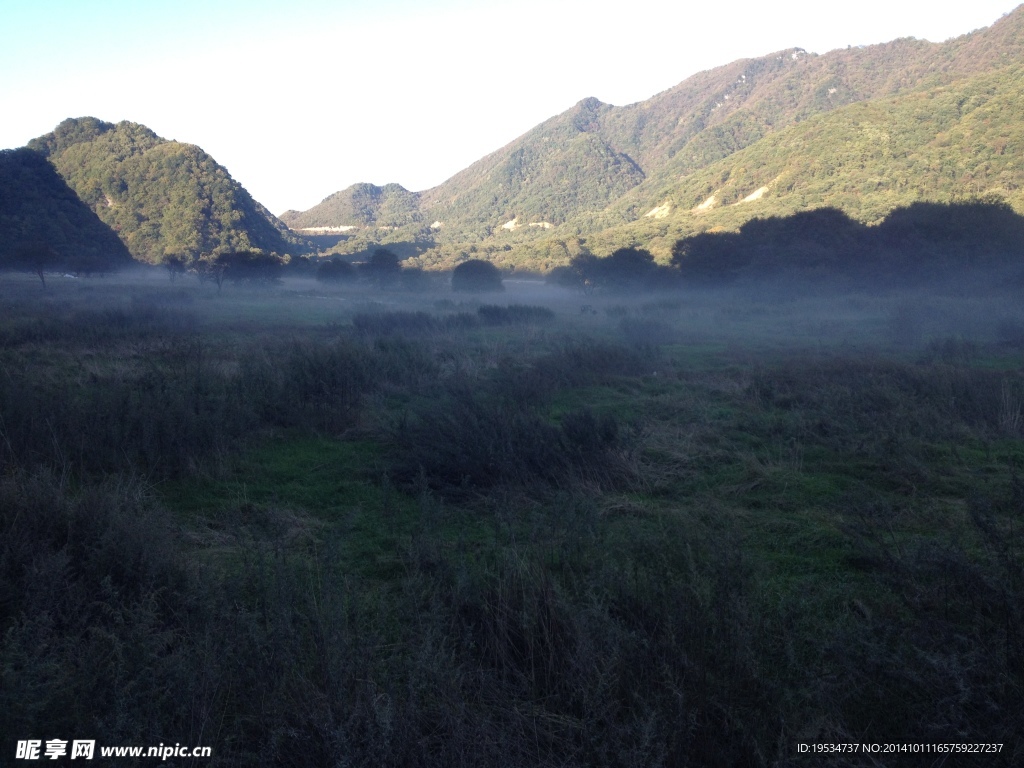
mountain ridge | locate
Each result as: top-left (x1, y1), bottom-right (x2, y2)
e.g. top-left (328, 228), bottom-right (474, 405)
top-left (9, 7), bottom-right (1024, 272)
top-left (27, 118), bottom-right (309, 265)
top-left (292, 5), bottom-right (1024, 269)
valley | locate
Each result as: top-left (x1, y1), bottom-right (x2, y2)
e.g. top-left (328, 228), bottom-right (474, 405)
top-left (3, 6), bottom-right (1024, 765)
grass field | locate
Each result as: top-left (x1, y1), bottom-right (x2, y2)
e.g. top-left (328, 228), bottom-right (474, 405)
top-left (2, 269), bottom-right (1022, 766)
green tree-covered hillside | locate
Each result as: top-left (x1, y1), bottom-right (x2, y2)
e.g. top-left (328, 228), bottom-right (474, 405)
top-left (584, 62), bottom-right (1024, 254)
top-left (280, 182), bottom-right (422, 230)
top-left (291, 6), bottom-right (1024, 271)
top-left (28, 118), bottom-right (308, 265)
top-left (418, 97), bottom-right (647, 239)
top-left (0, 147), bottom-right (132, 273)
top-left (419, 7), bottom-right (1024, 238)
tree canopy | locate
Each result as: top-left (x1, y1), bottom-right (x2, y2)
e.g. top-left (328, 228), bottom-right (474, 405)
top-left (451, 259), bottom-right (504, 293)
top-left (361, 249), bottom-right (402, 289)
top-left (670, 199), bottom-right (1024, 286)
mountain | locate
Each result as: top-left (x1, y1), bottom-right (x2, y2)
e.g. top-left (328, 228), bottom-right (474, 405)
top-left (281, 183), bottom-right (422, 230)
top-left (600, 63), bottom-right (1024, 236)
top-left (419, 96), bottom-right (647, 238)
top-left (293, 6), bottom-right (1024, 269)
top-left (28, 118), bottom-right (308, 265)
top-left (0, 147), bottom-right (132, 271)
top-left (428, 6), bottom-right (1024, 235)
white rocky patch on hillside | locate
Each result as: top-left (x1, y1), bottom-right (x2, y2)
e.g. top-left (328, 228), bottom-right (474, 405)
top-left (644, 201), bottom-right (672, 219)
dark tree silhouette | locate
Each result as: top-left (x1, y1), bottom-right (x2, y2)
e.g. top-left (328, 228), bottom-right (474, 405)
top-left (590, 247), bottom-right (656, 292)
top-left (198, 250), bottom-right (282, 291)
top-left (548, 251), bottom-right (598, 294)
top-left (669, 199), bottom-right (1024, 287)
top-left (671, 231), bottom-right (747, 284)
top-left (6, 240), bottom-right (60, 287)
top-left (222, 250), bottom-right (283, 285)
top-left (451, 259), bottom-right (504, 292)
top-left (552, 248), bottom-right (660, 293)
top-left (164, 254), bottom-right (188, 282)
top-left (361, 248), bottom-right (402, 289)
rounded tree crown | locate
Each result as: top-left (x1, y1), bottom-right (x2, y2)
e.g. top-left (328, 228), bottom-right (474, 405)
top-left (452, 259), bottom-right (504, 292)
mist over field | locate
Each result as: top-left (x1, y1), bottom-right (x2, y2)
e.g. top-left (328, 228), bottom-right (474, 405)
top-left (1, 260), bottom-right (1023, 765)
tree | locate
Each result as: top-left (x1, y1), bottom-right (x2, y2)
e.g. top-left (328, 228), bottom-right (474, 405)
top-left (671, 232), bottom-right (747, 285)
top-left (590, 247), bottom-right (656, 292)
top-left (221, 250), bottom-right (283, 285)
top-left (164, 254), bottom-right (188, 282)
top-left (286, 254), bottom-right (314, 275)
top-left (551, 249), bottom-right (657, 294)
top-left (196, 252), bottom-right (228, 291)
top-left (361, 248), bottom-right (402, 289)
top-left (451, 259), bottom-right (504, 292)
top-left (548, 251), bottom-right (597, 293)
top-left (196, 250), bottom-right (282, 291)
top-left (5, 240), bottom-right (60, 287)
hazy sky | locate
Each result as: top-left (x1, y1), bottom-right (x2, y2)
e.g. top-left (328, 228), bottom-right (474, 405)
top-left (1, 1), bottom-right (1018, 214)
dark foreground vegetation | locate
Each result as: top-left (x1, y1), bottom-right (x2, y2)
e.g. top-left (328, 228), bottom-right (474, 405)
top-left (2, 271), bottom-right (1023, 766)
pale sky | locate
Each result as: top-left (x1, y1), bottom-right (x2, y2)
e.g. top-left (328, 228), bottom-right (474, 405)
top-left (1, 1), bottom-right (1019, 214)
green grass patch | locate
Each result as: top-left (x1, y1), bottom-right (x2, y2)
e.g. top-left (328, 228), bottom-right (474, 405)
top-left (159, 435), bottom-right (500, 582)
top-left (160, 436), bottom-right (387, 518)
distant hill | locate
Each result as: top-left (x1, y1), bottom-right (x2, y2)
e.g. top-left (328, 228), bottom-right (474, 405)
top-left (418, 96), bottom-right (647, 239)
top-left (290, 5), bottom-right (1024, 269)
top-left (585, 61), bottom-right (1024, 249)
top-left (28, 118), bottom-right (309, 265)
top-left (281, 183), bottom-right (422, 230)
top-left (0, 147), bottom-right (132, 271)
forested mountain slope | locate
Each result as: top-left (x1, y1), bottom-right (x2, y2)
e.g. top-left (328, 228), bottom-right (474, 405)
top-left (295, 6), bottom-right (1024, 269)
top-left (280, 183), bottom-right (422, 230)
top-left (580, 62), bottom-right (1024, 252)
top-left (28, 118), bottom-right (308, 265)
top-left (0, 147), bottom-right (132, 271)
top-left (419, 5), bottom-right (1024, 239)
